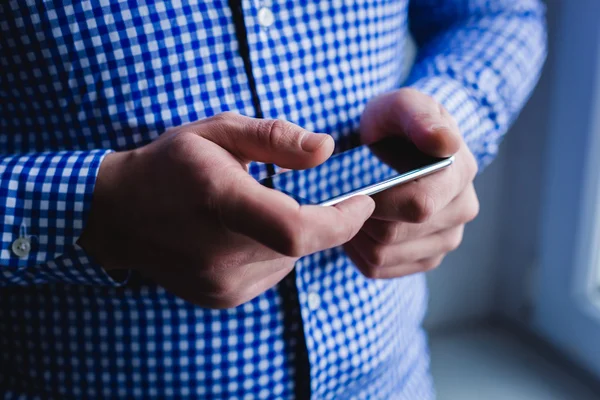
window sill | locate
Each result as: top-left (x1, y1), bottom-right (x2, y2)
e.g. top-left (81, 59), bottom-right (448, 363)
top-left (429, 323), bottom-right (599, 400)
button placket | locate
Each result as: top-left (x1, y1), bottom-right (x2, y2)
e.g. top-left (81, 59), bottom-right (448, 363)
top-left (243, 0), bottom-right (281, 120)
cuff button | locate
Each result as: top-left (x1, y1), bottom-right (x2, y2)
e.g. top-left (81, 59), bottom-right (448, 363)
top-left (12, 237), bottom-right (31, 258)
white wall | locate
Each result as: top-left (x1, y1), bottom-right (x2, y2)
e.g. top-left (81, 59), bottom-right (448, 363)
top-left (425, 156), bottom-right (506, 330)
top-left (493, 0), bottom-right (559, 323)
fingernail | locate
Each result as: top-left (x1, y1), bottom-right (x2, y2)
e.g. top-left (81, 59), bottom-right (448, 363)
top-left (428, 123), bottom-right (450, 134)
top-left (301, 133), bottom-right (329, 152)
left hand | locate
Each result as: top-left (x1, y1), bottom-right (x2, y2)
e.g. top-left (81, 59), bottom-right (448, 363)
top-left (344, 88), bottom-right (480, 279)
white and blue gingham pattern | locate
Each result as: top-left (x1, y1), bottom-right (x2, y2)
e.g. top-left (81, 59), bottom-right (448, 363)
top-left (0, 0), bottom-right (546, 398)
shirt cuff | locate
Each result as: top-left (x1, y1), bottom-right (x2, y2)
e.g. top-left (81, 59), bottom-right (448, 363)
top-left (0, 150), bottom-right (128, 286)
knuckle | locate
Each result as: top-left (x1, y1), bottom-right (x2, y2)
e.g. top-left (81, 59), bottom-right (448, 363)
top-left (208, 111), bottom-right (235, 128)
top-left (373, 222), bottom-right (410, 245)
top-left (398, 87), bottom-right (419, 97)
top-left (465, 151), bottom-right (479, 178)
top-left (406, 191), bottom-right (436, 223)
top-left (262, 119), bottom-right (290, 149)
top-left (198, 172), bottom-right (233, 218)
top-left (165, 132), bottom-right (191, 163)
top-left (394, 223), bottom-right (412, 243)
top-left (389, 90), bottom-right (408, 108)
top-left (376, 222), bottom-right (399, 245)
top-left (397, 88), bottom-right (435, 107)
top-left (445, 228), bottom-right (464, 252)
top-left (214, 111), bottom-right (238, 122)
top-left (440, 106), bottom-right (461, 133)
top-left (465, 193), bottom-right (480, 223)
top-left (276, 221), bottom-right (306, 257)
top-left (359, 265), bottom-right (379, 279)
top-left (421, 257), bottom-right (443, 272)
top-left (364, 243), bottom-right (386, 267)
top-left (204, 112), bottom-right (244, 141)
top-left (205, 278), bottom-right (236, 299)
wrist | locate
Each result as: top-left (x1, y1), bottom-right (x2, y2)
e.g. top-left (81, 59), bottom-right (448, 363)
top-left (78, 150), bottom-right (134, 271)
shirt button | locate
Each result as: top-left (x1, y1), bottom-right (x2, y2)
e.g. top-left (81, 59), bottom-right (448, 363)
top-left (11, 237), bottom-right (31, 258)
top-left (307, 292), bottom-right (321, 311)
top-left (258, 7), bottom-right (275, 28)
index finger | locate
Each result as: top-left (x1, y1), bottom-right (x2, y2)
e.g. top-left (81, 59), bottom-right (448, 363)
top-left (371, 144), bottom-right (475, 222)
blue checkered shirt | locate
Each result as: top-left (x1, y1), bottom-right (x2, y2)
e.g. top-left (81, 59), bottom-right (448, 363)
top-left (0, 0), bottom-right (545, 398)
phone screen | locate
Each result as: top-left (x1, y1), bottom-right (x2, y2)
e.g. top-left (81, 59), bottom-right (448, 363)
top-left (260, 137), bottom-right (452, 206)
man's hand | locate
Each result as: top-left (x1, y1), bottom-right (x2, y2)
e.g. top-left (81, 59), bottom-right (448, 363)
top-left (344, 88), bottom-right (479, 279)
top-left (79, 112), bottom-right (375, 308)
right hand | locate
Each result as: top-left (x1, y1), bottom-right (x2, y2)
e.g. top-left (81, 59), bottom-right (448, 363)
top-left (79, 112), bottom-right (375, 308)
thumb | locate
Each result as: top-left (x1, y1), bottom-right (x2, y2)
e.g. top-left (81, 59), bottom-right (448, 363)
top-left (221, 173), bottom-right (376, 257)
top-left (360, 89), bottom-right (461, 157)
top-left (200, 112), bottom-right (334, 169)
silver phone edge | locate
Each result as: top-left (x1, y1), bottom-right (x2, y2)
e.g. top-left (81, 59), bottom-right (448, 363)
top-left (319, 156), bottom-right (455, 207)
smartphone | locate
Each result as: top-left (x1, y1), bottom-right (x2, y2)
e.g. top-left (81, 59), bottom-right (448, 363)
top-left (260, 137), bottom-right (454, 206)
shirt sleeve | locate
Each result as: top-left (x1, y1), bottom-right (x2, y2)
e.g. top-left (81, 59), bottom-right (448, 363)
top-left (0, 150), bottom-right (128, 286)
top-left (405, 0), bottom-right (547, 170)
